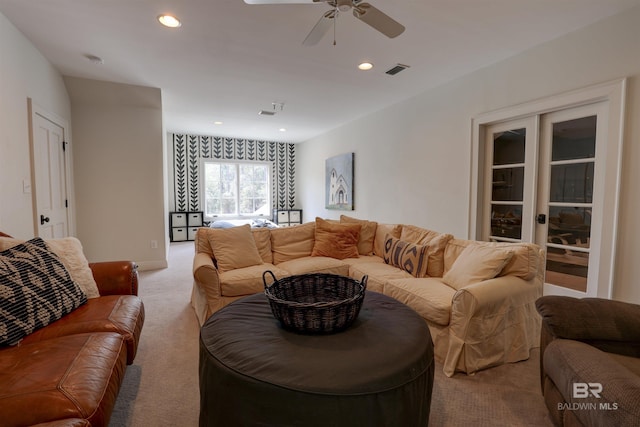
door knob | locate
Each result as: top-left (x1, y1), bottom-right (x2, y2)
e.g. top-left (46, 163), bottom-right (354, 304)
top-left (536, 214), bottom-right (546, 224)
top-left (40, 215), bottom-right (50, 225)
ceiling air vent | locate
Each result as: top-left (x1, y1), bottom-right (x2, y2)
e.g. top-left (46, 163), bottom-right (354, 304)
top-left (385, 64), bottom-right (410, 76)
top-left (258, 110), bottom-right (276, 116)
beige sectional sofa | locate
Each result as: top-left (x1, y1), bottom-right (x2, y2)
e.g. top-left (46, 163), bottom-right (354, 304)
top-left (191, 216), bottom-right (543, 376)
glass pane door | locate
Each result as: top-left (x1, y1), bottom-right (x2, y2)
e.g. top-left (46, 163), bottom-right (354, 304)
top-left (537, 103), bottom-right (607, 297)
top-left (483, 118), bottom-right (537, 243)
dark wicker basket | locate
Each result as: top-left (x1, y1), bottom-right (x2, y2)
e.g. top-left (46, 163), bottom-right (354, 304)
top-left (263, 271), bottom-right (368, 334)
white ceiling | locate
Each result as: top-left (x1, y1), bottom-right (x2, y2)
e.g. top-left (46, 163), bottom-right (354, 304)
top-left (1, 0), bottom-right (639, 143)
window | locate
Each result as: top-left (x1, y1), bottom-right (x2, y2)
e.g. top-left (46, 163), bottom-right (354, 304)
top-left (203, 161), bottom-right (271, 218)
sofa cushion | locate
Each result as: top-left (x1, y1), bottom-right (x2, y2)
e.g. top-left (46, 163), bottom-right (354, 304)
top-left (385, 278), bottom-right (455, 326)
top-left (399, 225), bottom-right (453, 278)
top-left (207, 224), bottom-right (263, 272)
top-left (383, 235), bottom-right (429, 278)
top-left (252, 228), bottom-right (273, 264)
top-left (0, 238), bottom-right (88, 346)
top-left (373, 224), bottom-right (402, 257)
top-left (276, 256), bottom-right (350, 276)
top-left (0, 332), bottom-right (127, 426)
top-left (444, 239), bottom-right (539, 280)
top-left (270, 222), bottom-right (316, 264)
top-left (19, 295), bottom-right (144, 365)
top-left (442, 244), bottom-right (514, 290)
top-left (0, 236), bottom-right (100, 298)
top-left (340, 255), bottom-right (385, 267)
top-left (349, 262), bottom-right (412, 293)
top-left (220, 264), bottom-right (290, 297)
top-left (311, 217), bottom-right (360, 260)
top-left (340, 215), bottom-right (377, 255)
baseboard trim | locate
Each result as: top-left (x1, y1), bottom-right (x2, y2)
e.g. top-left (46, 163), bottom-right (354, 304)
top-left (137, 260), bottom-right (168, 271)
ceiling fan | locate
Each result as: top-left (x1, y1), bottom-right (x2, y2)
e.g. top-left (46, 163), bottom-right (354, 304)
top-left (243, 0), bottom-right (405, 46)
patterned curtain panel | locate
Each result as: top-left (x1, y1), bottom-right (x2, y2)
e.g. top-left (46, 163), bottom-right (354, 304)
top-left (171, 134), bottom-right (296, 212)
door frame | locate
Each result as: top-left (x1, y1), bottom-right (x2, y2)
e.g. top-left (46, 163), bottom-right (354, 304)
top-left (27, 98), bottom-right (75, 236)
top-left (469, 78), bottom-right (626, 298)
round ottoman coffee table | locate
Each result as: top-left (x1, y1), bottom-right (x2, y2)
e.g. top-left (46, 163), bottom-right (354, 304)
top-left (199, 291), bottom-right (434, 427)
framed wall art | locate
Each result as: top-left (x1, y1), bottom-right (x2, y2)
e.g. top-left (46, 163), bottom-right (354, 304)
top-left (325, 152), bottom-right (354, 210)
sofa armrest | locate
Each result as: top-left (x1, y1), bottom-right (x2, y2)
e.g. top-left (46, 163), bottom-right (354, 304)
top-left (544, 339), bottom-right (640, 426)
top-left (536, 296), bottom-right (640, 357)
top-left (89, 261), bottom-right (139, 296)
top-left (451, 275), bottom-right (541, 325)
top-left (193, 252), bottom-right (222, 301)
top-left (444, 275), bottom-right (541, 376)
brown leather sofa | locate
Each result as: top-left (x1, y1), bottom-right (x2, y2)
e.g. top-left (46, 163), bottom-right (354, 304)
top-left (536, 296), bottom-right (640, 426)
top-left (0, 232), bottom-right (145, 427)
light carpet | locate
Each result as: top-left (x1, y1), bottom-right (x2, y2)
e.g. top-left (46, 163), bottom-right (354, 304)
top-left (109, 242), bottom-right (553, 426)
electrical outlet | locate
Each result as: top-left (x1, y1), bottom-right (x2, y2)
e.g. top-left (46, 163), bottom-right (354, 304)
top-left (150, 240), bottom-right (158, 249)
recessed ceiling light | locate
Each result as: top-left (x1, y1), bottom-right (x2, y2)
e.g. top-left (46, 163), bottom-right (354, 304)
top-left (214, 121), bottom-right (223, 125)
top-left (279, 128), bottom-right (287, 132)
top-left (358, 62), bottom-right (374, 71)
top-left (158, 14), bottom-right (181, 28)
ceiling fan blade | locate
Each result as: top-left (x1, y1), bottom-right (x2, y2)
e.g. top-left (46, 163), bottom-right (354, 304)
top-left (353, 3), bottom-right (405, 38)
top-left (244, 0), bottom-right (324, 4)
top-left (302, 11), bottom-right (334, 46)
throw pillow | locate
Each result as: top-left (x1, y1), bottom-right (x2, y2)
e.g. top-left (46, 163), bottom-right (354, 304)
top-left (0, 236), bottom-right (100, 299)
top-left (373, 224), bottom-right (402, 257)
top-left (383, 235), bottom-right (429, 278)
top-left (206, 224), bottom-right (264, 272)
top-left (340, 215), bottom-right (377, 255)
top-left (270, 222), bottom-right (316, 264)
top-left (311, 217), bottom-right (361, 260)
top-left (0, 237), bottom-right (88, 346)
top-left (442, 244), bottom-right (514, 290)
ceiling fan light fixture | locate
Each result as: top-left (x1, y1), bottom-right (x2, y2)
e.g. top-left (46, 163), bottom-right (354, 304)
top-left (337, 0), bottom-right (352, 12)
top-left (358, 62), bottom-right (373, 71)
top-left (158, 14), bottom-right (182, 28)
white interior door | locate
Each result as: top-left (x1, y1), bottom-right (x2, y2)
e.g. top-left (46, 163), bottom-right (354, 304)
top-left (32, 110), bottom-right (69, 238)
top-left (536, 102), bottom-right (608, 298)
top-left (483, 117), bottom-right (538, 244)
top-left (474, 79), bottom-right (625, 301)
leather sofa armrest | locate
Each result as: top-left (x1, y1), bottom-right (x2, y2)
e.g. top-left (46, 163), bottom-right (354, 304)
top-left (89, 261), bottom-right (139, 296)
top-left (536, 295), bottom-right (640, 357)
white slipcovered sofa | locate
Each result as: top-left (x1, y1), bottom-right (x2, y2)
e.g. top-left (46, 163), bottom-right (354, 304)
top-left (191, 215), bottom-right (543, 376)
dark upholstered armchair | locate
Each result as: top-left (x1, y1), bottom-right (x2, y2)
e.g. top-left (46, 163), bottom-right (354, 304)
top-left (535, 296), bottom-right (640, 427)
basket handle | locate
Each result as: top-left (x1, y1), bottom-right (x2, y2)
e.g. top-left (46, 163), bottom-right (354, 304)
top-left (263, 270), bottom-right (278, 289)
top-left (360, 275), bottom-right (368, 292)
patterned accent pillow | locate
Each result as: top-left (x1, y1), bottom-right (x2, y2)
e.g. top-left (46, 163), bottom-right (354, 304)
top-left (0, 237), bottom-right (88, 346)
top-left (383, 235), bottom-right (429, 278)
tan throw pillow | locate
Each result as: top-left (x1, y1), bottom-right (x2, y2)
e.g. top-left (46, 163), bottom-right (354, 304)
top-left (340, 215), bottom-right (377, 255)
top-left (311, 217), bottom-right (361, 260)
top-left (373, 224), bottom-right (402, 257)
top-left (383, 235), bottom-right (429, 278)
top-left (270, 221), bottom-right (316, 264)
top-left (207, 224), bottom-right (263, 272)
top-left (442, 244), bottom-right (514, 290)
top-left (0, 236), bottom-right (100, 299)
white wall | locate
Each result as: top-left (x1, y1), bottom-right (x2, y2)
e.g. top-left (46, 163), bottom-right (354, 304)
top-left (297, 6), bottom-right (640, 303)
top-left (0, 12), bottom-right (71, 238)
top-left (65, 77), bottom-right (168, 270)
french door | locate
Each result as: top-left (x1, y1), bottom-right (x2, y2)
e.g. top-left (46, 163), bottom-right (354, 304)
top-left (482, 101), bottom-right (615, 298)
